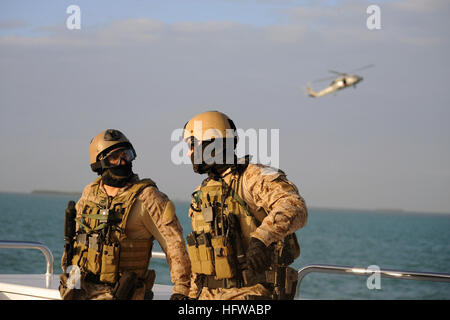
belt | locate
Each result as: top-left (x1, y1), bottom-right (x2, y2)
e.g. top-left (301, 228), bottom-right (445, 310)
top-left (203, 276), bottom-right (245, 289)
top-left (199, 272), bottom-right (269, 290)
top-left (84, 273), bottom-right (109, 285)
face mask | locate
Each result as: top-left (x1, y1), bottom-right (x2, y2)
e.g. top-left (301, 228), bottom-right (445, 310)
top-left (190, 140), bottom-right (237, 175)
top-left (101, 162), bottom-right (133, 187)
top-left (190, 154), bottom-right (211, 174)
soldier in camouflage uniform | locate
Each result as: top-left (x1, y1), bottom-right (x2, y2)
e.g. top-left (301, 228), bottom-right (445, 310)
top-left (183, 111), bottom-right (308, 300)
top-left (60, 129), bottom-right (191, 300)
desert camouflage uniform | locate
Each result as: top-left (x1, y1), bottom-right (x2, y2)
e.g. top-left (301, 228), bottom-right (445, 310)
top-left (61, 174), bottom-right (191, 300)
top-left (188, 163), bottom-right (308, 300)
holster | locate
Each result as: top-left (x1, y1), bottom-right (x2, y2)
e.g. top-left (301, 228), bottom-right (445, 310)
top-left (265, 266), bottom-right (298, 300)
top-left (142, 269), bottom-right (156, 300)
top-left (112, 269), bottom-right (156, 300)
top-left (113, 271), bottom-right (138, 300)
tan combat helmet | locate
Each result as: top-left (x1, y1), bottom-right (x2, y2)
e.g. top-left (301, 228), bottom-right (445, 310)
top-left (89, 129), bottom-right (136, 173)
top-left (183, 111), bottom-right (237, 143)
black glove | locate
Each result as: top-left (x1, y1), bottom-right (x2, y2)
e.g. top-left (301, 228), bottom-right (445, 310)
top-left (246, 237), bottom-right (272, 273)
top-left (170, 293), bottom-right (192, 300)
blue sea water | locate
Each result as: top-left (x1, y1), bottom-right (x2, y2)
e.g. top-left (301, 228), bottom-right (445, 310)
top-left (0, 192), bottom-right (449, 299)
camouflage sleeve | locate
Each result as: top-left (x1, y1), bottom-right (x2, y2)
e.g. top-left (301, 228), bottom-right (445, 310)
top-left (242, 164), bottom-right (308, 246)
top-left (140, 187), bottom-right (191, 296)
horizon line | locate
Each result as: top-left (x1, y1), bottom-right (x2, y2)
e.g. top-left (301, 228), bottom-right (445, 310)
top-left (1, 190), bottom-right (449, 215)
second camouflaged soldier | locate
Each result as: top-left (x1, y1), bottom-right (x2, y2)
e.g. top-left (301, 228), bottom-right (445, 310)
top-left (60, 129), bottom-right (191, 300)
top-left (182, 111), bottom-right (308, 300)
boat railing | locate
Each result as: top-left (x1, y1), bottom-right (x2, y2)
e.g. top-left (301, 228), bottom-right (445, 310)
top-left (295, 264), bottom-right (450, 299)
top-left (151, 251), bottom-right (166, 260)
top-left (0, 240), bottom-right (54, 288)
top-left (150, 253), bottom-right (450, 298)
top-left (0, 241), bottom-right (168, 290)
top-left (2, 243), bottom-right (449, 298)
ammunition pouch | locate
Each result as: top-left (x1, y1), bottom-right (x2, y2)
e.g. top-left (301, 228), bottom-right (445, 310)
top-left (186, 232), bottom-right (215, 275)
top-left (211, 235), bottom-right (235, 279)
top-left (100, 243), bottom-right (120, 283)
top-left (186, 233), bottom-right (202, 273)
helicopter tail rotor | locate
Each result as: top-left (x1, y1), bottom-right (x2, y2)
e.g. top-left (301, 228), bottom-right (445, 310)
top-left (305, 84), bottom-right (319, 98)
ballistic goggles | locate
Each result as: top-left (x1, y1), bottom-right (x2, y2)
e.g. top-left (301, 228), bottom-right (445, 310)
top-left (99, 147), bottom-right (136, 168)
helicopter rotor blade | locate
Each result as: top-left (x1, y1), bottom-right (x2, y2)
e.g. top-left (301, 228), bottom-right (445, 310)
top-left (350, 64), bottom-right (374, 73)
top-left (329, 70), bottom-right (346, 76)
top-left (313, 75), bottom-right (337, 83)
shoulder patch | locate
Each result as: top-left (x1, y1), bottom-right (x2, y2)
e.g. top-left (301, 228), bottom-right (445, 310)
top-left (246, 164), bottom-right (285, 182)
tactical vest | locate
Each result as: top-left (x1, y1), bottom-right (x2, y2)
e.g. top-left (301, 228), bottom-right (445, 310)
top-left (71, 178), bottom-right (156, 284)
top-left (186, 169), bottom-right (300, 284)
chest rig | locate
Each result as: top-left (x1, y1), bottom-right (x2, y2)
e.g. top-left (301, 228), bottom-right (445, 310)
top-left (71, 178), bottom-right (156, 284)
top-left (187, 168), bottom-right (300, 288)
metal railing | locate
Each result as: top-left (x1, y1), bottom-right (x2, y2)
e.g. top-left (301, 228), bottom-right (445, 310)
top-left (2, 243), bottom-right (449, 299)
top-left (0, 240), bottom-right (54, 288)
top-left (0, 244), bottom-right (165, 290)
top-left (295, 264), bottom-right (450, 299)
top-left (151, 251), bottom-right (166, 260)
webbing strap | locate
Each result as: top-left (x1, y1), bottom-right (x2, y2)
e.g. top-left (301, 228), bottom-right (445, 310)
top-left (81, 214), bottom-right (121, 220)
top-left (219, 176), bottom-right (261, 228)
top-left (75, 218), bottom-right (107, 232)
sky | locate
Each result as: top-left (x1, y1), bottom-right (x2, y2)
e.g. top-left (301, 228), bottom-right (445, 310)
top-left (1, 0), bottom-right (449, 214)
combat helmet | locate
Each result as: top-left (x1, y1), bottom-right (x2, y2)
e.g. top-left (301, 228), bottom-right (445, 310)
top-left (183, 110), bottom-right (238, 146)
top-left (89, 129), bottom-right (136, 173)
top-left (183, 111), bottom-right (240, 174)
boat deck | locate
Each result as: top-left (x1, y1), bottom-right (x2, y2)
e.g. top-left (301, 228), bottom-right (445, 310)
top-left (0, 274), bottom-right (173, 300)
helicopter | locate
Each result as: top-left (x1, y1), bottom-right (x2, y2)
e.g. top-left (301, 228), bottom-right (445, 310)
top-left (305, 64), bottom-right (374, 98)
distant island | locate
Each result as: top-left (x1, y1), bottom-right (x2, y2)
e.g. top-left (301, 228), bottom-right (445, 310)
top-left (31, 190), bottom-right (81, 196)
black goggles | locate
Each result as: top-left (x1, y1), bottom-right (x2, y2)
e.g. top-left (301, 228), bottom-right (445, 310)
top-left (100, 147), bottom-right (136, 168)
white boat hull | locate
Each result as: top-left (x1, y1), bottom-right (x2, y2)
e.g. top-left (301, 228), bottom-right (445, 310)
top-left (0, 274), bottom-right (173, 300)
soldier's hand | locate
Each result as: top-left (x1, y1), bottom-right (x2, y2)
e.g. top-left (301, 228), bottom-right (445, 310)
top-left (170, 293), bottom-right (192, 300)
top-left (246, 237), bottom-right (272, 273)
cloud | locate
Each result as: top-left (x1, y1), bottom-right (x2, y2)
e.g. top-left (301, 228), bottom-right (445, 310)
top-left (266, 24), bottom-right (305, 43)
top-left (0, 19), bottom-right (164, 47)
top-left (391, 0), bottom-right (449, 13)
top-left (0, 19), bottom-right (28, 29)
top-left (171, 20), bottom-right (238, 33)
top-left (1, 1), bottom-right (449, 212)
top-left (280, 0), bottom-right (449, 46)
top-left (1, 0), bottom-right (449, 49)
